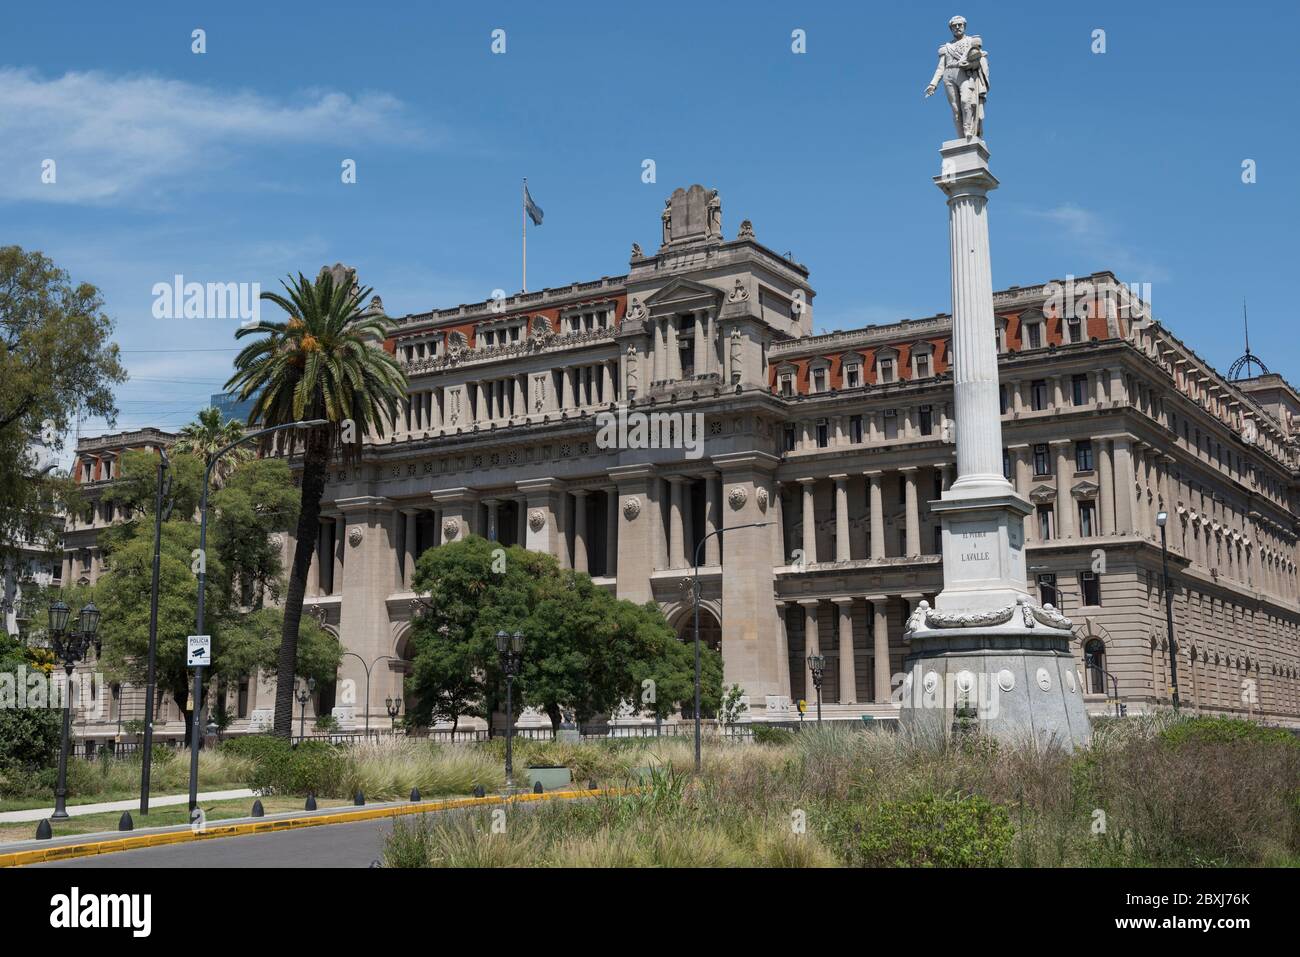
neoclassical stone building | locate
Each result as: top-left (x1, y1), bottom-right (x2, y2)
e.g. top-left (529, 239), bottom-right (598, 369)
top-left (65, 185), bottom-right (1300, 740)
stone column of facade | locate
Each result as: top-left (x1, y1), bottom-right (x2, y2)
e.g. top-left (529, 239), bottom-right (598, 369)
top-left (335, 496), bottom-right (399, 730)
top-left (771, 481), bottom-right (786, 567)
top-left (517, 478), bottom-right (560, 562)
top-left (902, 467), bottom-right (920, 557)
top-left (572, 489), bottom-right (589, 573)
top-left (333, 516), bottom-right (346, 590)
top-left (802, 600), bottom-right (820, 704)
top-left (608, 466), bottom-right (656, 603)
top-left (668, 477), bottom-right (687, 569)
top-left (516, 497), bottom-right (528, 545)
top-left (835, 598), bottom-right (857, 704)
top-left (484, 498), bottom-right (500, 542)
top-left (1111, 437), bottom-right (1136, 535)
top-left (604, 487), bottom-right (618, 577)
top-left (513, 377), bottom-right (525, 420)
top-left (403, 509), bottom-right (419, 587)
top-left (799, 478), bottom-right (818, 565)
top-left (714, 451), bottom-right (783, 707)
top-left (704, 472), bottom-right (721, 566)
top-left (559, 367), bottom-right (573, 411)
top-left (692, 310), bottom-right (706, 376)
top-left (601, 363), bottom-right (614, 405)
top-left (867, 471), bottom-right (885, 559)
top-left (1053, 440), bottom-right (1074, 539)
top-left (870, 596), bottom-right (890, 703)
top-left (666, 316), bottom-right (680, 380)
top-left (1098, 440), bottom-right (1116, 536)
top-left (704, 308), bottom-right (717, 375)
top-left (555, 491), bottom-right (571, 568)
top-left (832, 474), bottom-right (851, 561)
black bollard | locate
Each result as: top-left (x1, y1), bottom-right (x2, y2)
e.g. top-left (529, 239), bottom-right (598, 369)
top-left (409, 787), bottom-right (421, 802)
top-left (251, 800), bottom-right (265, 818)
top-left (472, 785), bottom-right (486, 798)
top-left (118, 811), bottom-right (134, 831)
top-left (35, 819), bottom-right (52, 841)
top-left (533, 781), bottom-right (544, 794)
top-left (353, 790), bottom-right (365, 806)
top-left (305, 793), bottom-right (317, 811)
top-left (588, 779), bottom-right (598, 792)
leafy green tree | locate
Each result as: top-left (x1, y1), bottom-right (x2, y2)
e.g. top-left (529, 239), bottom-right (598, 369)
top-left (407, 537), bottom-right (718, 732)
top-left (0, 246), bottom-right (125, 569)
top-left (226, 268), bottom-right (406, 737)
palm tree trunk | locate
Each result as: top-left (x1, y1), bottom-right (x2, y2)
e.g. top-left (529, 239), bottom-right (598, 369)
top-left (272, 434), bottom-right (330, 738)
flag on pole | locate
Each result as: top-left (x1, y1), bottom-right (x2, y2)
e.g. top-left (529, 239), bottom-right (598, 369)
top-left (524, 183), bottom-right (544, 226)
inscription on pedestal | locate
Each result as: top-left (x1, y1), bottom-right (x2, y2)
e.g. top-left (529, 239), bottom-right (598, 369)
top-left (943, 515), bottom-right (1000, 583)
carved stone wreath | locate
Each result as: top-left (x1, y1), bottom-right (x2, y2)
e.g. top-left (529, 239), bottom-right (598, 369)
top-left (347, 526), bottom-right (363, 548)
top-left (528, 509), bottom-right (546, 532)
top-left (907, 597), bottom-right (1074, 632)
top-left (442, 519), bottom-right (460, 540)
top-left (622, 497), bottom-right (641, 521)
top-left (727, 486), bottom-right (747, 510)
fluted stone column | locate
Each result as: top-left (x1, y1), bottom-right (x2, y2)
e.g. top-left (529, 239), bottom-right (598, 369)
top-left (666, 317), bottom-right (680, 380)
top-left (833, 474), bottom-right (851, 562)
top-left (867, 471), bottom-right (885, 560)
top-left (800, 478), bottom-right (817, 565)
top-left (1098, 440), bottom-right (1115, 536)
top-left (572, 489), bottom-right (589, 573)
top-left (484, 498), bottom-right (500, 542)
top-left (902, 467), bottom-right (920, 557)
top-left (871, 597), bottom-right (890, 703)
top-left (668, 477), bottom-right (686, 569)
top-left (404, 509), bottom-right (419, 587)
top-left (1053, 441), bottom-right (1074, 539)
top-left (705, 472), bottom-right (721, 566)
top-left (1112, 437), bottom-right (1136, 534)
top-left (836, 598), bottom-right (857, 704)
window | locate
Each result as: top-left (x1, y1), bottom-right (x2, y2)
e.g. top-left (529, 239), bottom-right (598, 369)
top-left (933, 525), bottom-right (943, 554)
top-left (1037, 505), bottom-right (1054, 540)
top-left (1031, 379), bottom-right (1049, 411)
top-left (812, 368), bottom-right (826, 393)
top-left (849, 415), bottom-right (864, 444)
top-left (1084, 639), bottom-right (1107, 694)
top-left (999, 385), bottom-right (1009, 415)
top-left (995, 323), bottom-right (1006, 353)
top-left (1074, 439), bottom-right (1094, 472)
top-left (783, 425), bottom-right (797, 452)
top-left (883, 409), bottom-right (898, 440)
top-left (845, 365), bottom-right (860, 388)
top-left (1033, 443), bottom-right (1051, 476)
top-left (915, 353), bottom-right (931, 379)
top-left (780, 374), bottom-right (794, 396)
top-left (879, 358), bottom-right (895, 383)
top-left (1072, 373), bottom-right (1088, 406)
top-left (933, 471), bottom-right (943, 499)
top-left (919, 405), bottom-right (933, 436)
top-left (1078, 501), bottom-right (1095, 537)
top-left (1080, 571), bottom-right (1102, 606)
top-left (1037, 572), bottom-right (1058, 607)
top-left (1002, 449), bottom-right (1011, 480)
top-left (1026, 322), bottom-right (1043, 350)
top-left (1067, 316), bottom-right (1083, 343)
top-left (815, 419), bottom-right (829, 448)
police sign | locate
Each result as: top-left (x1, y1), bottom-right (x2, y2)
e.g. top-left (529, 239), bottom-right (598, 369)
top-left (187, 635), bottom-right (211, 667)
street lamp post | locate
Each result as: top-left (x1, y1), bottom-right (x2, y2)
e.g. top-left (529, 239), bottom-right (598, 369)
top-left (296, 678), bottom-right (315, 742)
top-left (48, 600), bottom-right (100, 820)
top-left (339, 651), bottom-right (398, 738)
top-left (139, 445), bottom-right (171, 815)
top-left (385, 696), bottom-right (401, 733)
top-left (496, 630), bottom-right (525, 791)
top-left (1156, 511), bottom-right (1180, 710)
top-left (686, 522), bottom-right (771, 772)
top-left (806, 653), bottom-right (825, 725)
top-left (189, 419), bottom-right (327, 812)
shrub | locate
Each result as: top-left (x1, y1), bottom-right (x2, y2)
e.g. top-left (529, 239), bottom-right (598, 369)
top-left (1158, 716), bottom-right (1299, 750)
top-left (752, 725), bottom-right (795, 746)
top-left (0, 707), bottom-right (61, 776)
top-left (820, 793), bottom-right (1014, 867)
top-left (245, 738), bottom-right (346, 797)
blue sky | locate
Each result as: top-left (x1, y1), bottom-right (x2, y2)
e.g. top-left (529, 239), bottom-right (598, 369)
top-left (2, 0), bottom-right (1294, 452)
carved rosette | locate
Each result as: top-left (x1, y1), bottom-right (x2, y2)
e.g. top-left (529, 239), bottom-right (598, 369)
top-left (727, 486), bottom-right (747, 510)
top-left (528, 509), bottom-right (546, 532)
top-left (347, 526), bottom-right (363, 548)
top-left (755, 486), bottom-right (769, 512)
top-left (622, 497), bottom-right (641, 521)
top-left (442, 519), bottom-right (460, 540)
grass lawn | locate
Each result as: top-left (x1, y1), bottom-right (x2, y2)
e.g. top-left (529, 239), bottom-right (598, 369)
top-left (0, 795), bottom-right (351, 844)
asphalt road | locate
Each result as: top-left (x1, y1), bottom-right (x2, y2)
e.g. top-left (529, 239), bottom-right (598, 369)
top-left (35, 814), bottom-right (400, 868)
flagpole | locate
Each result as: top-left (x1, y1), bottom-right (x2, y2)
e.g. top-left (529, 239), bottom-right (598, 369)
top-left (522, 178), bottom-right (527, 293)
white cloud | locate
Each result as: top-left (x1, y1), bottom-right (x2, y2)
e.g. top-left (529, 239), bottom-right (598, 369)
top-left (0, 67), bottom-right (435, 204)
top-left (1022, 203), bottom-right (1171, 283)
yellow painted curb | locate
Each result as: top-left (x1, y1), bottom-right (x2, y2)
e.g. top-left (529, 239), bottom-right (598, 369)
top-left (0, 787), bottom-right (636, 868)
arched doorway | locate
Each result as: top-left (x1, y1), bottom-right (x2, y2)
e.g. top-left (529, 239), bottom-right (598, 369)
top-left (676, 609), bottom-right (721, 718)
top-left (1084, 639), bottom-right (1107, 695)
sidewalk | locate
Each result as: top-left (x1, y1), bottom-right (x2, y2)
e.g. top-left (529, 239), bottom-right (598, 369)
top-left (0, 789), bottom-right (256, 824)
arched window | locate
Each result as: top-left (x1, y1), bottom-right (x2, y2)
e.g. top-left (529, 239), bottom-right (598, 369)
top-left (1084, 639), bottom-right (1107, 694)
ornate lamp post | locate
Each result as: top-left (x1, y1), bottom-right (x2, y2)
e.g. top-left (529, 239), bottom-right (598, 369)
top-left (1155, 511), bottom-right (1180, 709)
top-left (339, 651), bottom-right (398, 738)
top-left (806, 653), bottom-right (825, 725)
top-left (496, 630), bottom-right (525, 790)
top-left (296, 678), bottom-right (316, 742)
top-left (385, 695), bottom-right (401, 733)
top-left (48, 599), bottom-right (100, 820)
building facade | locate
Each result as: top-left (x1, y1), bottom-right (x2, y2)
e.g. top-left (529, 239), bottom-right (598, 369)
top-left (65, 186), bottom-right (1300, 740)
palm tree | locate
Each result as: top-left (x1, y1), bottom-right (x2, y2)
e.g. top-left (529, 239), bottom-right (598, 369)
top-left (173, 407), bottom-right (251, 486)
top-left (226, 268), bottom-right (406, 738)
